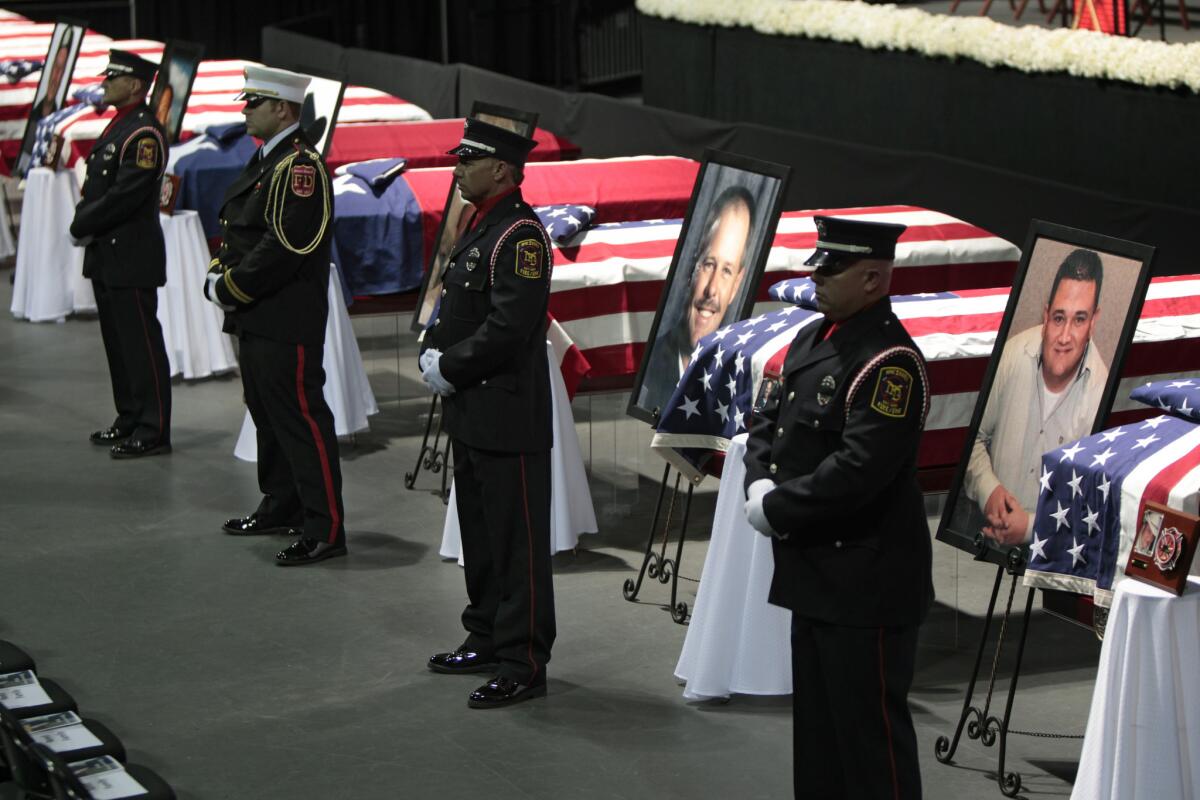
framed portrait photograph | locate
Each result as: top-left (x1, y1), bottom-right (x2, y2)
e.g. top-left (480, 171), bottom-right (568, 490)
top-left (409, 102), bottom-right (540, 333)
top-left (149, 40), bottom-right (204, 144)
top-left (16, 18), bottom-right (86, 177)
top-left (936, 221), bottom-right (1155, 569)
top-left (299, 73), bottom-right (346, 160)
top-left (626, 149), bottom-right (790, 425)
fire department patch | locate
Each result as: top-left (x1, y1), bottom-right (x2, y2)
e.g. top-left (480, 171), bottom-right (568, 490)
top-left (515, 238), bottom-right (543, 279)
top-left (135, 139), bottom-right (157, 169)
top-left (870, 366), bottom-right (913, 418)
top-left (290, 164), bottom-right (315, 197)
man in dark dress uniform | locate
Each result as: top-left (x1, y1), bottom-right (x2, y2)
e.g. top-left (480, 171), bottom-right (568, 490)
top-left (421, 119), bottom-right (556, 709)
top-left (743, 217), bottom-right (934, 799)
top-left (203, 65), bottom-right (346, 567)
top-left (71, 50), bottom-right (171, 459)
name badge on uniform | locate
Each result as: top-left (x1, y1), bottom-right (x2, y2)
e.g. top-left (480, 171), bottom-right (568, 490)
top-left (817, 374), bottom-right (836, 406)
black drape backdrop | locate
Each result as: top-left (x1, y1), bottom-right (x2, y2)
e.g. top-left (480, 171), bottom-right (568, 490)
top-left (263, 25), bottom-right (1200, 276)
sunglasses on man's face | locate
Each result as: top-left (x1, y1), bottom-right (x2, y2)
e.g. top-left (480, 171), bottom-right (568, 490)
top-left (243, 96), bottom-right (271, 110)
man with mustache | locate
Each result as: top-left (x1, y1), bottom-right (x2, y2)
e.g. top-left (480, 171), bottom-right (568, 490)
top-left (637, 185), bottom-right (755, 416)
top-left (965, 249), bottom-right (1108, 546)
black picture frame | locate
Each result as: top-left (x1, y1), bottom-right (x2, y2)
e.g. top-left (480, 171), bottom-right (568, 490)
top-left (626, 148), bottom-right (791, 426)
top-left (935, 220), bottom-right (1155, 571)
top-left (149, 40), bottom-right (204, 144)
top-left (299, 72), bottom-right (346, 160)
top-left (409, 102), bottom-right (540, 333)
top-left (15, 18), bottom-right (86, 177)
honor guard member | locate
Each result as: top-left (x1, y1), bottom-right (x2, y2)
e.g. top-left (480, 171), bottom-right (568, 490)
top-left (742, 217), bottom-right (934, 799)
top-left (203, 65), bottom-right (346, 566)
top-left (70, 50), bottom-right (172, 458)
top-left (420, 119), bottom-right (556, 709)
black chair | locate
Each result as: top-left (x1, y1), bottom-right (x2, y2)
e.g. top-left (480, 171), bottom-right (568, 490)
top-left (0, 641), bottom-right (36, 674)
top-left (36, 743), bottom-right (176, 800)
top-left (1, 704), bottom-right (126, 796)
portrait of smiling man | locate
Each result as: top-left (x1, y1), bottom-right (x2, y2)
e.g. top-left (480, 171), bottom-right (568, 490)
top-left (965, 248), bottom-right (1109, 546)
top-left (637, 183), bottom-right (756, 415)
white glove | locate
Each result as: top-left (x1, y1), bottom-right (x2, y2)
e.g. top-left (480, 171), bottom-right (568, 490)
top-left (419, 348), bottom-right (439, 374)
top-left (745, 490), bottom-right (786, 540)
top-left (420, 350), bottom-right (455, 396)
top-left (746, 479), bottom-right (774, 502)
top-left (204, 271), bottom-right (234, 312)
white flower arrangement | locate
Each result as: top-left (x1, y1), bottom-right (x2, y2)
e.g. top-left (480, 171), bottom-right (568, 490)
top-left (637, 0), bottom-right (1200, 93)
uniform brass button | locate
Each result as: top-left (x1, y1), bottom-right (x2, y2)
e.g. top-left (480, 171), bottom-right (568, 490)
top-left (102, 169), bottom-right (108, 175)
top-left (434, 318), bottom-right (441, 326)
top-left (769, 463), bottom-right (778, 475)
top-left (813, 419), bottom-right (821, 429)
top-left (834, 540), bottom-right (843, 548)
top-left (481, 379), bottom-right (488, 385)
top-left (787, 391), bottom-right (795, 402)
top-left (110, 238), bottom-right (117, 244)
top-left (776, 427), bottom-right (784, 438)
top-left (440, 289), bottom-right (446, 297)
top-left (465, 280), bottom-right (470, 288)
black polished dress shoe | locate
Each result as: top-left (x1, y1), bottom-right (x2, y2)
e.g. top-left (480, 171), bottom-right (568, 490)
top-left (89, 427), bottom-right (131, 446)
top-left (109, 439), bottom-right (171, 459)
top-left (467, 674), bottom-right (547, 709)
top-left (222, 514), bottom-right (299, 536)
top-left (275, 538), bottom-right (347, 566)
top-left (428, 648), bottom-right (499, 675)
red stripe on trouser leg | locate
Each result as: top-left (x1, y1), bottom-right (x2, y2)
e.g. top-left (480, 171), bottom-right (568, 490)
top-left (295, 344), bottom-right (341, 543)
top-left (133, 289), bottom-right (165, 441)
top-left (878, 628), bottom-right (900, 800)
top-left (519, 454), bottom-right (538, 683)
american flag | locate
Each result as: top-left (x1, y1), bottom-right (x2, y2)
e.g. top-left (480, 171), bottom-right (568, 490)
top-left (27, 84), bottom-right (103, 170)
top-left (545, 206), bottom-right (1020, 387)
top-left (0, 57), bottom-right (40, 82)
top-left (534, 203), bottom-right (595, 243)
top-left (1023, 410), bottom-right (1200, 606)
top-left (652, 275), bottom-right (1200, 481)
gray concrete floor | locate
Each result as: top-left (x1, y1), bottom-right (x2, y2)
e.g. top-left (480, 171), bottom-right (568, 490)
top-left (0, 273), bottom-right (1103, 799)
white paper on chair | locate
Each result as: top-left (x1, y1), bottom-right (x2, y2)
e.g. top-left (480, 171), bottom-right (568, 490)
top-left (0, 670), bottom-right (52, 709)
top-left (31, 723), bottom-right (105, 752)
top-left (69, 756), bottom-right (148, 800)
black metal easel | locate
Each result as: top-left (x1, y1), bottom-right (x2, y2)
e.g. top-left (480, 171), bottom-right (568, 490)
top-left (934, 545), bottom-right (1082, 797)
top-left (621, 462), bottom-right (694, 624)
top-left (404, 394), bottom-right (451, 504)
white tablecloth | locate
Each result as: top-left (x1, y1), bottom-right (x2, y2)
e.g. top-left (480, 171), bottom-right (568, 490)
top-left (234, 263), bottom-right (378, 461)
top-left (158, 211), bottom-right (237, 380)
top-left (1071, 576), bottom-right (1200, 800)
top-left (439, 341), bottom-right (599, 561)
top-left (10, 167), bottom-right (92, 322)
top-left (674, 433), bottom-right (792, 699)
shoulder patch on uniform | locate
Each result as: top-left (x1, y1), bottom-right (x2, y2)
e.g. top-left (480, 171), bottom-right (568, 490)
top-left (870, 366), bottom-right (913, 418)
top-left (290, 163), bottom-right (315, 197)
top-left (844, 345), bottom-right (930, 426)
top-left (136, 138), bottom-right (158, 169)
top-left (514, 238), bottom-right (543, 279)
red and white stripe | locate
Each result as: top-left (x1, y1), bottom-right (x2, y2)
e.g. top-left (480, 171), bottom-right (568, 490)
top-left (546, 206), bottom-right (1020, 386)
top-left (738, 275), bottom-right (1200, 469)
